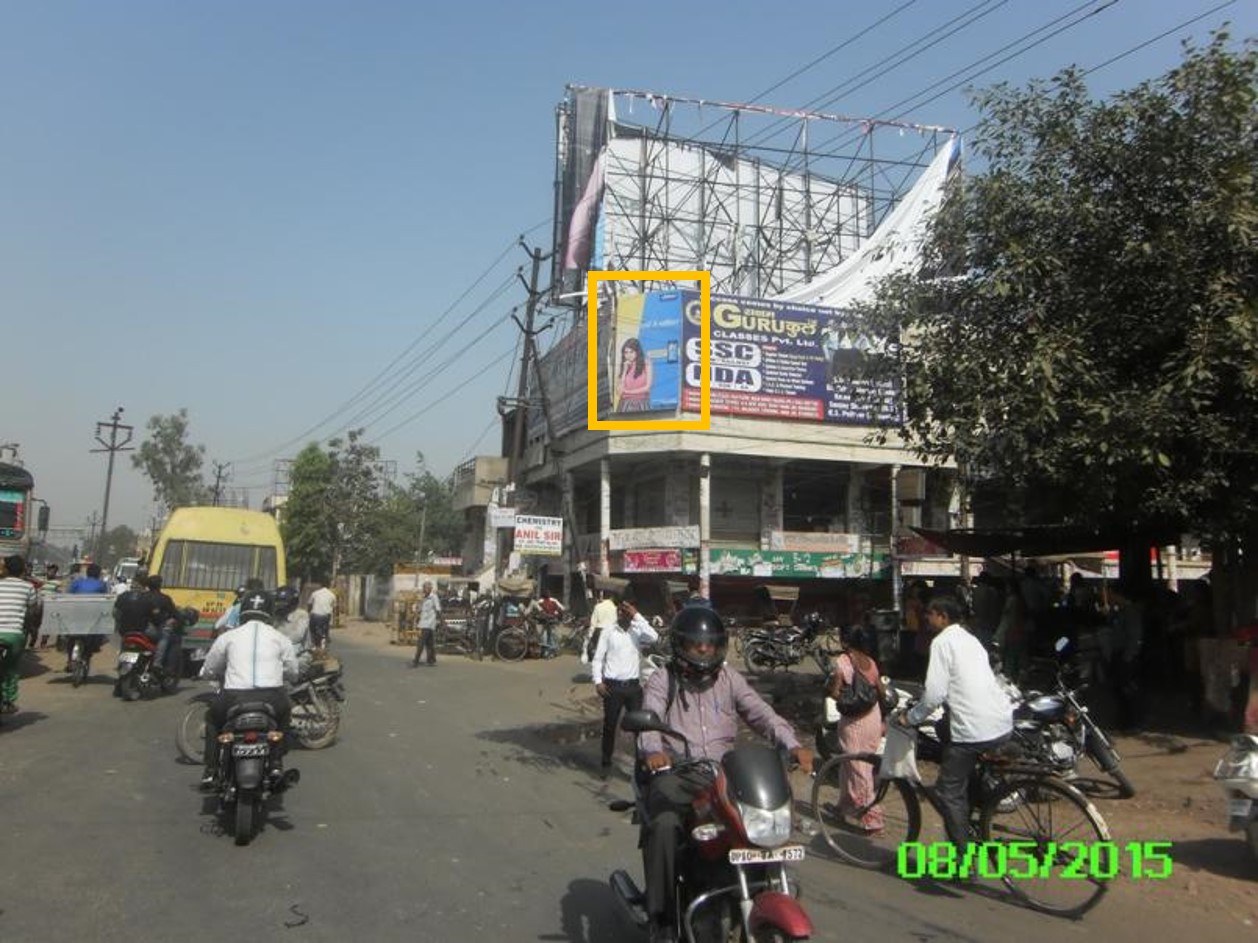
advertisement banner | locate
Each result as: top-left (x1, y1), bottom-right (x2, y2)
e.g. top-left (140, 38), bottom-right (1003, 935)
top-left (709, 548), bottom-right (891, 580)
top-left (489, 506), bottom-right (518, 529)
top-left (608, 525), bottom-right (700, 552)
top-left (598, 292), bottom-right (684, 419)
top-left (768, 531), bottom-right (864, 554)
top-left (514, 516), bottom-right (564, 556)
top-left (679, 293), bottom-right (897, 425)
top-left (622, 549), bottom-right (682, 573)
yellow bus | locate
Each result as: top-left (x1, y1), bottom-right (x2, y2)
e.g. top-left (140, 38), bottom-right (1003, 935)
top-left (148, 506), bottom-right (286, 667)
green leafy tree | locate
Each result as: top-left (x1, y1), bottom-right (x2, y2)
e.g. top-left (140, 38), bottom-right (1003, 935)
top-left (131, 410), bottom-right (210, 511)
top-left (326, 430), bottom-right (386, 575)
top-left (98, 525), bottom-right (139, 569)
top-left (862, 32), bottom-right (1258, 563)
top-left (282, 443), bottom-right (336, 582)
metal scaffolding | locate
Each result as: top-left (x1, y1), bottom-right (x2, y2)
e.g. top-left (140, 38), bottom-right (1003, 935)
top-left (553, 85), bottom-right (955, 302)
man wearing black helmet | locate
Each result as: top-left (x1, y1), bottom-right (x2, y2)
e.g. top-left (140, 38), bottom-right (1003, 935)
top-left (637, 606), bottom-right (813, 942)
top-left (198, 589), bottom-right (299, 788)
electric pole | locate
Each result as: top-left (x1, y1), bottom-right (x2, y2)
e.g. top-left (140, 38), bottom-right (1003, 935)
top-left (85, 512), bottom-right (100, 560)
top-left (507, 241), bottom-right (552, 485)
top-left (91, 407), bottom-right (134, 562)
top-left (210, 461), bottom-right (231, 506)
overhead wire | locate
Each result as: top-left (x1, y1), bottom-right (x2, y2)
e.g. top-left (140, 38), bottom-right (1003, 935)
top-left (224, 218), bottom-right (549, 468)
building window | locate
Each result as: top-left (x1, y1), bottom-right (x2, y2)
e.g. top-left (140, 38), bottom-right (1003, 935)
top-left (783, 462), bottom-right (849, 532)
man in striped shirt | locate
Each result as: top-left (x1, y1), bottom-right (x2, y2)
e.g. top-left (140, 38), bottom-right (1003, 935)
top-left (0, 555), bottom-right (38, 713)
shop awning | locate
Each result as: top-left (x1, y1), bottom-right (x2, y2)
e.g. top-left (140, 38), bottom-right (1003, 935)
top-left (911, 524), bottom-right (1181, 559)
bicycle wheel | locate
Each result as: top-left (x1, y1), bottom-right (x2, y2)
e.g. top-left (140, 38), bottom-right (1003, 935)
top-left (811, 752), bottom-right (920, 871)
top-left (495, 629), bottom-right (528, 662)
top-left (176, 704), bottom-right (207, 764)
top-left (979, 774), bottom-right (1111, 918)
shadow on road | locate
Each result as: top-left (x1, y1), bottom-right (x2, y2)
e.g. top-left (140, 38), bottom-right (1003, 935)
top-left (1168, 836), bottom-right (1257, 881)
top-left (0, 710), bottom-right (49, 733)
top-left (476, 718), bottom-right (603, 777)
top-left (548, 877), bottom-right (635, 942)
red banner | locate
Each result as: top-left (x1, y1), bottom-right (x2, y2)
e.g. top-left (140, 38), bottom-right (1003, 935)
top-left (623, 549), bottom-right (682, 572)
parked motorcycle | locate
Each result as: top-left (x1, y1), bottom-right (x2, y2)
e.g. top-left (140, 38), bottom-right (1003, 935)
top-left (1213, 733), bottom-right (1258, 865)
top-left (742, 613), bottom-right (840, 677)
top-left (209, 699), bottom-right (300, 846)
top-left (1010, 637), bottom-right (1134, 798)
top-left (609, 709), bottom-right (813, 943)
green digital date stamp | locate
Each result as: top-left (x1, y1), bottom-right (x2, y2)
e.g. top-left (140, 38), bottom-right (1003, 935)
top-left (896, 840), bottom-right (1173, 881)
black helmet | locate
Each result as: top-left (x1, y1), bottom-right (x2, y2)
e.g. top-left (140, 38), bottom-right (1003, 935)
top-left (670, 605), bottom-right (727, 687)
top-left (239, 589), bottom-right (275, 624)
top-left (274, 585), bottom-right (299, 617)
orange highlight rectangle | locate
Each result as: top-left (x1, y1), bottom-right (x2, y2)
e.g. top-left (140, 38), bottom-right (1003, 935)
top-left (587, 271), bottom-right (710, 430)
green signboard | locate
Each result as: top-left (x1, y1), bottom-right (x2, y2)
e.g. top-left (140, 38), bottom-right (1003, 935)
top-left (709, 548), bottom-right (890, 580)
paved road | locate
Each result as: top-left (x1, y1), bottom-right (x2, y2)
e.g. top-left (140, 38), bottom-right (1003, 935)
top-left (0, 627), bottom-right (1243, 942)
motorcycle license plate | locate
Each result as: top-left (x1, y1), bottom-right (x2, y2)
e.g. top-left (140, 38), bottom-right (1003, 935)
top-left (729, 845), bottom-right (805, 865)
top-left (232, 743), bottom-right (269, 757)
top-left (118, 652), bottom-right (140, 664)
top-left (1228, 797), bottom-right (1253, 818)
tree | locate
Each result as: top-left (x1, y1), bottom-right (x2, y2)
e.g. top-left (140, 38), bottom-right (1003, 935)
top-left (282, 443), bottom-right (336, 582)
top-left (326, 430), bottom-right (386, 576)
top-left (131, 410), bottom-right (210, 511)
top-left (98, 525), bottom-right (139, 569)
top-left (861, 32), bottom-right (1258, 560)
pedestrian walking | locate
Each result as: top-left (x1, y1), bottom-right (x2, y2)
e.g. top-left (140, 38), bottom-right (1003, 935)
top-left (307, 579), bottom-right (336, 652)
top-left (591, 599), bottom-right (658, 777)
top-left (0, 555), bottom-right (38, 713)
top-left (411, 581), bottom-right (441, 668)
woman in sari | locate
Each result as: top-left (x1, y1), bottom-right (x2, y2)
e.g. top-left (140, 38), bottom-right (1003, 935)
top-left (828, 630), bottom-right (885, 832)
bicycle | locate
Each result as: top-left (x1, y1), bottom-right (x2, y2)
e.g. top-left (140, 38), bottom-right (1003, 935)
top-left (810, 720), bottom-right (1112, 918)
top-left (494, 615), bottom-right (587, 662)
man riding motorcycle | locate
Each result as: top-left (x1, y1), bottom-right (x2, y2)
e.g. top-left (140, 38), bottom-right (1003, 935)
top-left (273, 586), bottom-right (314, 675)
top-left (198, 589), bottom-right (299, 788)
top-left (144, 575), bottom-right (182, 676)
top-left (638, 606), bottom-right (813, 943)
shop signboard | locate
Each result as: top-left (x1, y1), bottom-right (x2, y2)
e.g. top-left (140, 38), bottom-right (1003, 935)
top-left (514, 515), bottom-right (563, 556)
top-left (709, 548), bottom-right (891, 580)
top-left (621, 548), bottom-right (699, 574)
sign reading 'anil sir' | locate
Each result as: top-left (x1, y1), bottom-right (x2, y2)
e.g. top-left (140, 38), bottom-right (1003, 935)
top-left (513, 515), bottom-right (564, 556)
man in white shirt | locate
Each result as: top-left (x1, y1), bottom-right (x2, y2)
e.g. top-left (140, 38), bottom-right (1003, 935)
top-left (199, 590), bottom-right (300, 787)
top-left (308, 580), bottom-right (337, 652)
top-left (900, 594), bottom-right (1013, 853)
top-left (591, 598), bottom-right (659, 777)
top-left (585, 591), bottom-right (619, 665)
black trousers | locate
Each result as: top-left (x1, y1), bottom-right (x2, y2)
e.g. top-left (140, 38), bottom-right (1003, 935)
top-left (204, 688), bottom-right (292, 774)
top-left (413, 627), bottom-right (436, 665)
top-left (935, 733), bottom-right (1010, 849)
top-left (599, 679), bottom-right (642, 766)
top-left (643, 769), bottom-right (706, 924)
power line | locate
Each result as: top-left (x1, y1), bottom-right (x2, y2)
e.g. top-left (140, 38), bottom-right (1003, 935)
top-left (224, 219), bottom-right (549, 468)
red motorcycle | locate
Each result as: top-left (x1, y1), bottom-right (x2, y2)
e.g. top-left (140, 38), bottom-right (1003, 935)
top-left (609, 710), bottom-right (813, 942)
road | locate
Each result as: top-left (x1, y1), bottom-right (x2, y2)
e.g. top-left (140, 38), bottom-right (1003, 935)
top-left (0, 624), bottom-right (1248, 943)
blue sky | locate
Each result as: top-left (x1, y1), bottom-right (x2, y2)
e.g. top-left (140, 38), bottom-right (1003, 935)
top-left (3, 0), bottom-right (1253, 538)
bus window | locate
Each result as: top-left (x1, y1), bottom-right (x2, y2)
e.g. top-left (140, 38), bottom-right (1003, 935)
top-left (159, 539), bottom-right (278, 590)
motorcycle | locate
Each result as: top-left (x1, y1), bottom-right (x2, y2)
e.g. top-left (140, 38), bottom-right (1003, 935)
top-left (176, 659), bottom-right (346, 763)
top-left (609, 709), bottom-right (813, 943)
top-left (209, 699), bottom-right (300, 846)
top-left (742, 613), bottom-right (839, 677)
top-left (117, 606), bottom-right (201, 701)
top-left (1008, 636), bottom-right (1134, 798)
top-left (1213, 733), bottom-right (1258, 865)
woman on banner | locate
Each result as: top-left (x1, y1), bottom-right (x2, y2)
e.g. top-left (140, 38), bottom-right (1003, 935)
top-left (615, 337), bottom-right (652, 412)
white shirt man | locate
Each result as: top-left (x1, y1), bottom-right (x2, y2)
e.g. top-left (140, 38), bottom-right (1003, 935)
top-left (198, 603), bottom-right (299, 784)
top-left (901, 597), bottom-right (1012, 853)
top-left (307, 584), bottom-right (336, 652)
top-left (591, 600), bottom-right (659, 776)
top-left (585, 594), bottom-right (619, 666)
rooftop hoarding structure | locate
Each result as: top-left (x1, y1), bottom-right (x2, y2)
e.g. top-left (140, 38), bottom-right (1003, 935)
top-left (552, 85), bottom-right (958, 304)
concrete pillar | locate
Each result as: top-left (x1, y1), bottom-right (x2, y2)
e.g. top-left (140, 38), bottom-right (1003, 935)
top-left (600, 458), bottom-right (611, 577)
top-left (562, 470), bottom-right (574, 607)
top-left (762, 464), bottom-right (784, 550)
top-left (891, 464), bottom-right (902, 614)
top-left (847, 465), bottom-right (866, 534)
top-left (699, 453), bottom-right (711, 599)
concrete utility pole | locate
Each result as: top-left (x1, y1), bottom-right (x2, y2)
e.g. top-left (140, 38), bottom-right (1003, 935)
top-left (85, 512), bottom-right (100, 559)
top-left (507, 241), bottom-right (552, 485)
top-left (210, 461), bottom-right (231, 506)
top-left (91, 407), bottom-right (134, 561)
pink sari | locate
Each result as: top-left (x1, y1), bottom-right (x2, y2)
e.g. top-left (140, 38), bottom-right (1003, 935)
top-left (835, 651), bottom-right (885, 831)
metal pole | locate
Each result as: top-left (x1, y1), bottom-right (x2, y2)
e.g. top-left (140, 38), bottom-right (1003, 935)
top-left (91, 407), bottom-right (134, 562)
